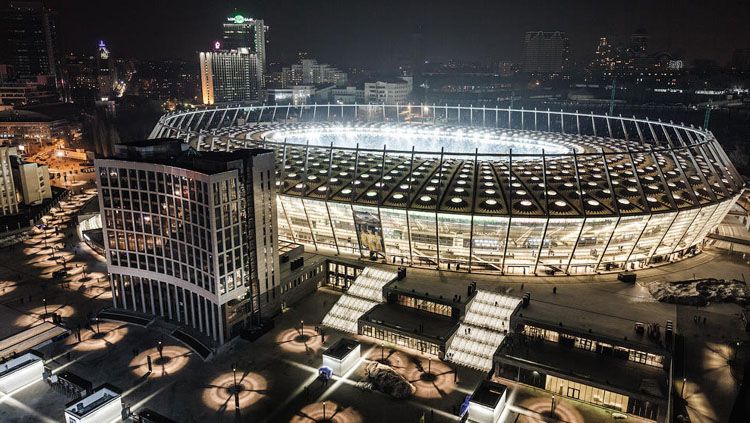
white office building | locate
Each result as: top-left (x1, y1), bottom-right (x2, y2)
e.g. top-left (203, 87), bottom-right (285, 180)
top-left (364, 77), bottom-right (412, 103)
top-left (95, 139), bottom-right (279, 345)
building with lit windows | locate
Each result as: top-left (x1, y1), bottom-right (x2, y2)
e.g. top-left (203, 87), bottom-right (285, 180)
top-left (222, 14), bottom-right (266, 88)
top-left (199, 49), bottom-right (260, 105)
top-left (95, 139), bottom-right (278, 346)
top-left (149, 104), bottom-right (742, 276)
top-left (495, 300), bottom-right (673, 422)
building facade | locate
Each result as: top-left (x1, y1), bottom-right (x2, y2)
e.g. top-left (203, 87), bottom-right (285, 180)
top-left (199, 49), bottom-right (260, 105)
top-left (10, 157), bottom-right (51, 205)
top-left (0, 1), bottom-right (58, 82)
top-left (281, 59), bottom-right (348, 88)
top-left (222, 15), bottom-right (266, 88)
top-left (522, 31), bottom-right (570, 76)
top-left (95, 139), bottom-right (279, 345)
top-left (0, 147), bottom-right (19, 215)
top-left (364, 77), bottom-right (413, 103)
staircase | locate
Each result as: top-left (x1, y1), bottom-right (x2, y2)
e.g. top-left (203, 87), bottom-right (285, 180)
top-left (445, 290), bottom-right (520, 371)
top-left (322, 267), bottom-right (397, 334)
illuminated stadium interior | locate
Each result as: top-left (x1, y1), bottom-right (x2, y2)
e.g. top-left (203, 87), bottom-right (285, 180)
top-left (151, 104), bottom-right (743, 275)
top-left (262, 123), bottom-right (578, 156)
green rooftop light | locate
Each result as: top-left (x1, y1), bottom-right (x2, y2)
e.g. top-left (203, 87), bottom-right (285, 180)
top-left (233, 14), bottom-right (246, 24)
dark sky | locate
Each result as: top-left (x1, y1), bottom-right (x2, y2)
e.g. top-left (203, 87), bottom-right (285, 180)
top-left (41, 0), bottom-right (750, 68)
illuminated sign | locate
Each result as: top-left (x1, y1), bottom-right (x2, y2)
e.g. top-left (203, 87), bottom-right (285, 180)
top-left (214, 41), bottom-right (221, 50)
top-left (232, 14), bottom-right (246, 24)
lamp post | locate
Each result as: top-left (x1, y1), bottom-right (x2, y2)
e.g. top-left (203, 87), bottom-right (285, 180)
top-left (157, 340), bottom-right (163, 360)
top-left (95, 317), bottom-right (100, 334)
top-left (380, 343), bottom-right (384, 363)
top-left (42, 298), bottom-right (48, 320)
top-left (681, 377), bottom-right (687, 398)
top-left (233, 363), bottom-right (239, 411)
top-left (428, 357), bottom-right (431, 374)
top-left (322, 401), bottom-right (326, 421)
top-left (299, 319), bottom-right (304, 336)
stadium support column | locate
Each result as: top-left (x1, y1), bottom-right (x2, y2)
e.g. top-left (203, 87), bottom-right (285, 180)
top-left (351, 144), bottom-right (363, 258)
top-left (620, 115), bottom-right (629, 140)
top-left (560, 109), bottom-right (565, 134)
top-left (547, 109), bottom-right (551, 131)
top-left (285, 105), bottom-right (291, 120)
top-left (395, 103), bottom-right (400, 122)
top-left (257, 104), bottom-right (266, 123)
top-left (533, 150), bottom-right (550, 275)
top-left (467, 148), bottom-right (480, 273)
top-left (229, 108), bottom-right (239, 126)
top-left (325, 142), bottom-right (339, 254)
top-left (435, 147), bottom-right (445, 269)
top-left (501, 149), bottom-right (513, 275)
top-left (634, 116), bottom-right (644, 145)
top-left (377, 145), bottom-right (387, 261)
top-left (565, 150), bottom-right (587, 274)
top-left (271, 106), bottom-right (277, 122)
top-left (312, 104), bottom-right (317, 122)
top-left (520, 107), bottom-right (524, 130)
top-left (301, 141), bottom-right (318, 251)
top-left (575, 111), bottom-right (580, 135)
top-left (534, 108), bottom-right (538, 131)
top-left (591, 112), bottom-right (597, 136)
top-left (405, 146), bottom-right (416, 266)
top-left (605, 115), bottom-right (613, 138)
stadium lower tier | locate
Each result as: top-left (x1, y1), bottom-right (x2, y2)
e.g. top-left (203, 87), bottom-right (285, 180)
top-left (276, 194), bottom-right (736, 275)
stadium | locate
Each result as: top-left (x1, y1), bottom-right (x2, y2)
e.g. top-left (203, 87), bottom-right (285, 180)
top-left (151, 104), bottom-right (743, 275)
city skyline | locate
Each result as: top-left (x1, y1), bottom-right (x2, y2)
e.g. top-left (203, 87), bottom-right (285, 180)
top-left (37, 0), bottom-right (750, 68)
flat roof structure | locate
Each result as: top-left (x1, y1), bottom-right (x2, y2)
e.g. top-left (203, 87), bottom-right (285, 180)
top-left (471, 380), bottom-right (508, 409)
top-left (512, 299), bottom-right (672, 355)
top-left (0, 322), bottom-right (68, 359)
top-left (64, 384), bottom-right (122, 423)
top-left (361, 303), bottom-right (458, 343)
top-left (323, 338), bottom-right (360, 360)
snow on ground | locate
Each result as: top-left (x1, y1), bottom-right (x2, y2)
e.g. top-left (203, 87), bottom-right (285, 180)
top-left (646, 278), bottom-right (748, 306)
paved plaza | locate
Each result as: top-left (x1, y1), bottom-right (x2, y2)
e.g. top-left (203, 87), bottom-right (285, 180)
top-left (0, 186), bottom-right (747, 422)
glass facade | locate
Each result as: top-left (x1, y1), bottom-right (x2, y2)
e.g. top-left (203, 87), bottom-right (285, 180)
top-left (278, 196), bottom-right (736, 275)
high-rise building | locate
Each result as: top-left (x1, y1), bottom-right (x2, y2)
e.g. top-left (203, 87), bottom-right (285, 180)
top-left (222, 14), bottom-right (267, 88)
top-left (281, 59), bottom-right (348, 88)
top-left (95, 139), bottom-right (279, 345)
top-left (199, 49), bottom-right (260, 105)
top-left (95, 40), bottom-right (116, 100)
top-left (0, 1), bottom-right (58, 83)
top-left (521, 31), bottom-right (570, 76)
top-left (0, 147), bottom-right (20, 216)
top-left (10, 156), bottom-right (51, 205)
top-left (364, 77), bottom-right (413, 103)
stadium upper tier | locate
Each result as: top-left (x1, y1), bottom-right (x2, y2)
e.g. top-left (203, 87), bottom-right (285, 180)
top-left (151, 104), bottom-right (742, 218)
top-left (150, 104), bottom-right (741, 274)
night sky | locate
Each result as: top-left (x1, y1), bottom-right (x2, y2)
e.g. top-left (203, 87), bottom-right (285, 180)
top-left (40, 0), bottom-right (750, 68)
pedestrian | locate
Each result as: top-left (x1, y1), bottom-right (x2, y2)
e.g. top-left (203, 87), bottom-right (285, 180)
top-left (553, 286), bottom-right (557, 294)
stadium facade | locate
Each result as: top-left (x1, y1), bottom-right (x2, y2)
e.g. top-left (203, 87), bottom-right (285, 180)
top-left (150, 104), bottom-right (743, 275)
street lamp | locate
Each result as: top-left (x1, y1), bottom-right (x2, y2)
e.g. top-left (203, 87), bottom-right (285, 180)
top-left (380, 343), bottom-right (384, 362)
top-left (95, 317), bottom-right (100, 334)
top-left (157, 340), bottom-right (163, 360)
top-left (232, 363), bottom-right (239, 411)
top-left (42, 298), bottom-right (48, 319)
top-left (322, 401), bottom-right (326, 421)
top-left (299, 319), bottom-right (304, 335)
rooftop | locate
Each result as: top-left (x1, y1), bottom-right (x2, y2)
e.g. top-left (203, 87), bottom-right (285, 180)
top-left (65, 384), bottom-right (121, 417)
top-left (513, 299), bottom-right (672, 354)
top-left (323, 338), bottom-right (360, 360)
top-left (498, 334), bottom-right (667, 400)
top-left (106, 138), bottom-right (273, 175)
top-left (470, 380), bottom-right (508, 409)
top-left (361, 303), bottom-right (458, 343)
